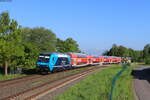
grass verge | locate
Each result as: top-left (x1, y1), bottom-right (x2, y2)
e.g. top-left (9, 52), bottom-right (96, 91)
top-left (0, 74), bottom-right (26, 81)
top-left (55, 65), bottom-right (134, 100)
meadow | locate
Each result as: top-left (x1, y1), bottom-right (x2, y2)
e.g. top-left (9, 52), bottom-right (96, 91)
top-left (55, 65), bottom-right (134, 100)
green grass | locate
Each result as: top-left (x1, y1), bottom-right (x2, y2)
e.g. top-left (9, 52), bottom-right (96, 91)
top-left (0, 74), bottom-right (26, 81)
top-left (55, 65), bottom-right (134, 100)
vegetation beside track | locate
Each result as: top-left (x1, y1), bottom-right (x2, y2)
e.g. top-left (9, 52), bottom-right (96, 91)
top-left (0, 65), bottom-right (99, 81)
top-left (0, 74), bottom-right (26, 81)
top-left (55, 65), bottom-right (134, 100)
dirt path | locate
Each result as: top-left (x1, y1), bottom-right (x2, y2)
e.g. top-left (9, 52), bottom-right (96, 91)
top-left (132, 66), bottom-right (150, 100)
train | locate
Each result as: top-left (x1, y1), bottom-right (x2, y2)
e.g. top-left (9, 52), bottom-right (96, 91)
top-left (36, 52), bottom-right (129, 74)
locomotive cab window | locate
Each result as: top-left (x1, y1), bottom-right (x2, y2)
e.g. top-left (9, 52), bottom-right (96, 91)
top-left (38, 54), bottom-right (50, 63)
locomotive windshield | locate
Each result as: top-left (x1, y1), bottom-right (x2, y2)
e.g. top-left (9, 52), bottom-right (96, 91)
top-left (38, 54), bottom-right (50, 63)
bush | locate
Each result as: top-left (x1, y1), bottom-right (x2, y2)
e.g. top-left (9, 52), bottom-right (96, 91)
top-left (144, 57), bottom-right (150, 64)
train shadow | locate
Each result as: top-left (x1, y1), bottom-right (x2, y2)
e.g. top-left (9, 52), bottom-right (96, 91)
top-left (0, 67), bottom-right (38, 75)
top-left (131, 67), bottom-right (150, 83)
top-left (22, 68), bottom-right (39, 75)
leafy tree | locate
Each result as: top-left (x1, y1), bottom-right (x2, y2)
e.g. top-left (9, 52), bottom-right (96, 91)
top-left (128, 48), bottom-right (135, 58)
top-left (118, 46), bottom-right (129, 57)
top-left (143, 44), bottom-right (150, 58)
top-left (104, 44), bottom-right (129, 57)
top-left (56, 38), bottom-right (66, 52)
top-left (21, 27), bottom-right (57, 52)
top-left (144, 57), bottom-right (150, 64)
top-left (143, 44), bottom-right (150, 64)
top-left (108, 44), bottom-right (119, 56)
top-left (64, 38), bottom-right (80, 52)
top-left (0, 12), bottom-right (24, 75)
top-left (56, 38), bottom-right (80, 53)
top-left (17, 43), bottom-right (39, 69)
top-left (103, 44), bottom-right (143, 62)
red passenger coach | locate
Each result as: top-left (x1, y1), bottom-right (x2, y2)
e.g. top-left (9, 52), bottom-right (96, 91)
top-left (116, 57), bottom-right (122, 63)
top-left (68, 53), bottom-right (88, 67)
top-left (92, 56), bottom-right (100, 65)
top-left (99, 56), bottom-right (104, 63)
top-left (109, 56), bottom-right (122, 64)
top-left (111, 57), bottom-right (117, 63)
top-left (109, 56), bottom-right (113, 63)
top-left (67, 53), bottom-right (122, 67)
top-left (87, 56), bottom-right (93, 64)
top-left (103, 56), bottom-right (111, 64)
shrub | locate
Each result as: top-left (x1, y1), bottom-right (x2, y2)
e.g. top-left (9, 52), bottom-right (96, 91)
top-left (144, 57), bottom-right (150, 64)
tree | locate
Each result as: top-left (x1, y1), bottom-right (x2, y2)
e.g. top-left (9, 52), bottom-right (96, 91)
top-left (107, 44), bottom-right (119, 56)
top-left (18, 42), bottom-right (39, 69)
top-left (143, 44), bottom-right (150, 58)
top-left (128, 48), bottom-right (134, 57)
top-left (21, 27), bottom-right (57, 52)
top-left (117, 46), bottom-right (129, 57)
top-left (64, 38), bottom-right (80, 52)
top-left (103, 44), bottom-right (143, 62)
top-left (0, 12), bottom-right (24, 75)
top-left (143, 44), bottom-right (150, 64)
top-left (103, 44), bottom-right (129, 57)
top-left (56, 38), bottom-right (80, 53)
top-left (56, 38), bottom-right (66, 52)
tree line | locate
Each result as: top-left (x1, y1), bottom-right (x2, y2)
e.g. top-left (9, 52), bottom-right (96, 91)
top-left (103, 44), bottom-right (150, 64)
top-left (0, 12), bottom-right (80, 75)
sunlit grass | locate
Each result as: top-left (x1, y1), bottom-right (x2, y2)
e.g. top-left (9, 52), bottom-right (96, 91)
top-left (55, 64), bottom-right (134, 100)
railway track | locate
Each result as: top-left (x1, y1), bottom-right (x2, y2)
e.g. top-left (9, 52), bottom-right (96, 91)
top-left (26, 69), bottom-right (99, 100)
top-left (0, 66), bottom-right (95, 88)
top-left (0, 75), bottom-right (42, 87)
top-left (0, 65), bottom-right (110, 100)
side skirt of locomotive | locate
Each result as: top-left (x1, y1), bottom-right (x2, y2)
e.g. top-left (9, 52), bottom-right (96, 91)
top-left (52, 65), bottom-right (72, 72)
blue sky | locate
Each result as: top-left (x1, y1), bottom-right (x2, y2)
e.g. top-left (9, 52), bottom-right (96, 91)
top-left (0, 0), bottom-right (150, 55)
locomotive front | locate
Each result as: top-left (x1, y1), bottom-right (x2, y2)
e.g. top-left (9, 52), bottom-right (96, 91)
top-left (37, 53), bottom-right (71, 74)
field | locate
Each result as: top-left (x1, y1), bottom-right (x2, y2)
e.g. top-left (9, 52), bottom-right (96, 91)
top-left (55, 65), bottom-right (134, 100)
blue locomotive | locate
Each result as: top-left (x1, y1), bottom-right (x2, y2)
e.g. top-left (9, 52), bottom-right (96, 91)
top-left (37, 53), bottom-right (71, 73)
